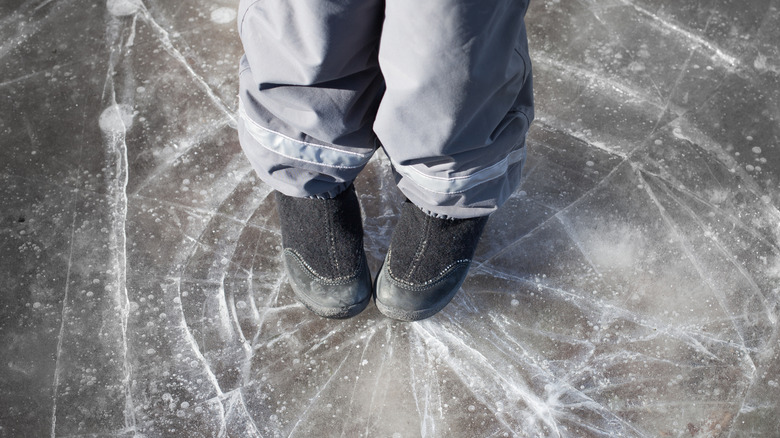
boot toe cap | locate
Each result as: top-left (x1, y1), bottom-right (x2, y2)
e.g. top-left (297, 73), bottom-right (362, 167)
top-left (374, 262), bottom-right (470, 322)
top-left (284, 250), bottom-right (372, 319)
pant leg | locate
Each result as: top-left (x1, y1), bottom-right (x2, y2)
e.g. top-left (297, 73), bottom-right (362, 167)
top-left (237, 0), bottom-right (385, 198)
top-left (375, 0), bottom-right (534, 218)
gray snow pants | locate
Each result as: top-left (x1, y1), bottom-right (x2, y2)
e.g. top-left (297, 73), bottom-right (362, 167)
top-left (237, 0), bottom-right (534, 219)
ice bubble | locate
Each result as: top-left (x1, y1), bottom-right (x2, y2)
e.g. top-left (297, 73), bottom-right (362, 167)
top-left (99, 104), bottom-right (134, 134)
top-left (210, 7), bottom-right (236, 24)
top-left (106, 0), bottom-right (142, 17)
top-left (752, 146), bottom-right (762, 154)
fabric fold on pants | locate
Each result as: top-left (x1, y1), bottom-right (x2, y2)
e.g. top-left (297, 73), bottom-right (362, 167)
top-left (237, 0), bottom-right (534, 217)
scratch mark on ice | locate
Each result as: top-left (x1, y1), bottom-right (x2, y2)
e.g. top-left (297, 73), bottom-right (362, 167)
top-left (617, 0), bottom-right (739, 68)
top-left (49, 197), bottom-right (78, 438)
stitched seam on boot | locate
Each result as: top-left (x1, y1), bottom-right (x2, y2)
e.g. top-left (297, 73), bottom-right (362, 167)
top-left (386, 250), bottom-right (471, 290)
top-left (286, 249), bottom-right (362, 285)
top-left (325, 201), bottom-right (341, 277)
top-left (403, 214), bottom-right (431, 283)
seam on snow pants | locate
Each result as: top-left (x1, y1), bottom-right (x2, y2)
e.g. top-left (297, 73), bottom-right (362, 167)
top-left (237, 0), bottom-right (534, 218)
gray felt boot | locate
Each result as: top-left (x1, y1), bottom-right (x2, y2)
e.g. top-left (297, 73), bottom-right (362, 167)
top-left (276, 185), bottom-right (371, 319)
top-left (374, 201), bottom-right (488, 321)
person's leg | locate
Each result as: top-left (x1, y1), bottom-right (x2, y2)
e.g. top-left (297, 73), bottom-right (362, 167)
top-left (373, 0), bottom-right (534, 320)
top-left (237, 0), bottom-right (384, 318)
top-left (237, 0), bottom-right (384, 198)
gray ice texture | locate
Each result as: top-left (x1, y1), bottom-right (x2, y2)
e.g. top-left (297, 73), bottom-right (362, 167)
top-left (1, 0), bottom-right (780, 437)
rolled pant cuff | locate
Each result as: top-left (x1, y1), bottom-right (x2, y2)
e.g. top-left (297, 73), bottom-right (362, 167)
top-left (394, 146), bottom-right (527, 220)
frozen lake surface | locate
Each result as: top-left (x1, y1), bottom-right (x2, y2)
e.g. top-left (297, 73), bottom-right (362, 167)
top-left (1, 0), bottom-right (779, 436)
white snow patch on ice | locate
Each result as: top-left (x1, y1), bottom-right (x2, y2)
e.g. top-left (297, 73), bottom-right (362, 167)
top-left (99, 104), bottom-right (134, 134)
top-left (210, 7), bottom-right (236, 24)
top-left (106, 0), bottom-right (142, 16)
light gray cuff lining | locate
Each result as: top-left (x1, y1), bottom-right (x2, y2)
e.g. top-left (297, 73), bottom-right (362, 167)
top-left (238, 98), bottom-right (374, 170)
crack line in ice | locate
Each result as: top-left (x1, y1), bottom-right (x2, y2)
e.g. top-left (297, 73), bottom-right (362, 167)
top-left (237, 390), bottom-right (263, 437)
top-left (536, 121), bottom-right (632, 159)
top-left (210, 272), bottom-right (238, 342)
top-left (32, 0), bottom-right (56, 12)
top-left (131, 191), bottom-right (278, 235)
top-left (476, 267), bottom-right (758, 363)
top-left (633, 166), bottom-right (779, 253)
top-left (219, 390), bottom-right (262, 437)
top-left (414, 321), bottom-right (562, 436)
top-left (474, 158), bottom-right (631, 270)
top-left (650, 46), bottom-right (696, 136)
top-left (48, 189), bottom-right (79, 438)
top-left (224, 278), bottom-right (251, 349)
top-left (666, 117), bottom-right (780, 224)
top-left (99, 39), bottom-right (136, 431)
top-left (646, 172), bottom-right (777, 325)
top-left (616, 0), bottom-right (739, 68)
top-left (362, 322), bottom-right (395, 438)
top-left (164, 280), bottom-right (227, 398)
top-left (341, 327), bottom-right (379, 437)
top-left (410, 343), bottom-right (441, 438)
top-left (236, 267), bottom-right (264, 388)
top-left (727, 327), bottom-right (780, 438)
top-left (171, 180), bottom-right (270, 287)
top-left (129, 118), bottom-right (242, 196)
top-left (408, 326), bottom-right (444, 438)
top-left (288, 351), bottom-right (353, 437)
top-left (304, 324), bottom-right (344, 356)
top-left (50, 6), bottom-right (138, 433)
top-left (249, 269), bottom-right (287, 348)
top-left (136, 6), bottom-right (236, 125)
top-left (482, 313), bottom-right (649, 435)
top-left (556, 215), bottom-right (603, 276)
top-left (534, 53), bottom-right (666, 110)
top-left (105, 88), bottom-right (137, 436)
top-left (0, 0), bottom-right (57, 60)
top-left (635, 172), bottom-right (757, 372)
top-left (0, 59), bottom-right (86, 89)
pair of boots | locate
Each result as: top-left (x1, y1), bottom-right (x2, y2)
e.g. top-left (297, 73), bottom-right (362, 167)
top-left (276, 185), bottom-right (488, 321)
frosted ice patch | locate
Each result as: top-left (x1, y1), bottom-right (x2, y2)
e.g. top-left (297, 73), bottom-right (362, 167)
top-left (99, 104), bottom-right (134, 134)
top-left (106, 0), bottom-right (142, 16)
top-left (210, 7), bottom-right (236, 24)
